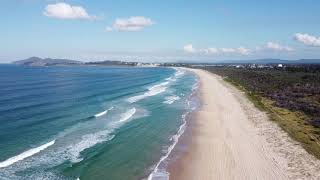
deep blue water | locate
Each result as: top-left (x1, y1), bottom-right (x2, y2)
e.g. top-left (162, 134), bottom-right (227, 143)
top-left (0, 65), bottom-right (197, 180)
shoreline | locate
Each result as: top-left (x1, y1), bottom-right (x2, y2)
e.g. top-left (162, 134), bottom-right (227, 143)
top-left (169, 68), bottom-right (320, 180)
top-left (147, 68), bottom-right (200, 180)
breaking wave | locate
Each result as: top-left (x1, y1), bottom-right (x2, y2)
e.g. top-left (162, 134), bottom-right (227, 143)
top-left (163, 96), bottom-right (180, 104)
top-left (0, 140), bottom-right (55, 168)
top-left (67, 131), bottom-right (115, 163)
top-left (148, 73), bottom-right (199, 180)
top-left (127, 68), bottom-right (186, 104)
top-left (127, 83), bottom-right (168, 103)
top-left (118, 108), bottom-right (136, 123)
top-left (94, 107), bottom-right (114, 118)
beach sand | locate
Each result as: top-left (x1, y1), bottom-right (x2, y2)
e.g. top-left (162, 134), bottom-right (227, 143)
top-left (169, 68), bottom-right (320, 180)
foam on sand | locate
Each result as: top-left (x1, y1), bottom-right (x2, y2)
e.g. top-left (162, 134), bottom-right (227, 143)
top-left (0, 140), bottom-right (55, 168)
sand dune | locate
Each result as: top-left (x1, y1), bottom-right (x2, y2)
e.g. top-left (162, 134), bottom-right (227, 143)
top-left (170, 68), bottom-right (320, 180)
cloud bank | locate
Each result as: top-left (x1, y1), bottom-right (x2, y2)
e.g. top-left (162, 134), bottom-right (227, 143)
top-left (44, 3), bottom-right (96, 20)
top-left (265, 42), bottom-right (293, 51)
top-left (106, 16), bottom-right (154, 32)
top-left (183, 44), bottom-right (250, 55)
top-left (294, 33), bottom-right (320, 47)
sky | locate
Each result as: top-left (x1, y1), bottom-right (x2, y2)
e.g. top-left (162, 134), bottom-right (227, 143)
top-left (1, 0), bottom-right (320, 62)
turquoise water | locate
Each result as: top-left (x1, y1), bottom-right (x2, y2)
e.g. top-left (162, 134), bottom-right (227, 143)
top-left (0, 65), bottom-right (198, 180)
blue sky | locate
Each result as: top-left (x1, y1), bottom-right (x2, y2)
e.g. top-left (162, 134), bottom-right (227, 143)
top-left (1, 0), bottom-right (320, 62)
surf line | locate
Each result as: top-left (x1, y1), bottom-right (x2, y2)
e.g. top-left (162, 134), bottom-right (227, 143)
top-left (118, 108), bottom-right (136, 123)
top-left (127, 82), bottom-right (169, 103)
top-left (94, 107), bottom-right (114, 118)
top-left (0, 140), bottom-right (55, 168)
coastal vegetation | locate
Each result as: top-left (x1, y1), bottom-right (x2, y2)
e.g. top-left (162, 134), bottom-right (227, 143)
top-left (202, 65), bottom-right (320, 158)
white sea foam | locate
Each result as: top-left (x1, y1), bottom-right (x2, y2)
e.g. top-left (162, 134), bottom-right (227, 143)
top-left (147, 114), bottom-right (187, 180)
top-left (94, 107), bottom-right (114, 117)
top-left (128, 83), bottom-right (168, 103)
top-left (148, 77), bottom-right (199, 180)
top-left (67, 131), bottom-right (114, 163)
top-left (163, 96), bottom-right (180, 104)
top-left (149, 82), bottom-right (169, 90)
top-left (173, 68), bottom-right (185, 77)
top-left (0, 140), bottom-right (55, 168)
top-left (165, 68), bottom-right (185, 82)
top-left (119, 108), bottom-right (136, 123)
top-left (0, 107), bottom-right (145, 179)
top-left (94, 110), bottom-right (108, 117)
top-left (128, 68), bottom-right (186, 104)
top-left (165, 77), bottom-right (175, 82)
top-left (67, 107), bottom-right (136, 162)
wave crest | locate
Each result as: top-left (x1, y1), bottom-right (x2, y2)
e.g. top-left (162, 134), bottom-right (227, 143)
top-left (128, 83), bottom-right (168, 103)
top-left (94, 107), bottom-right (114, 118)
top-left (119, 108), bottom-right (136, 123)
top-left (0, 140), bottom-right (55, 168)
top-left (67, 131), bottom-right (114, 163)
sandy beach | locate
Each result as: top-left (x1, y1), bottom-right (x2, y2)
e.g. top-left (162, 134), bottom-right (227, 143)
top-left (169, 68), bottom-right (320, 180)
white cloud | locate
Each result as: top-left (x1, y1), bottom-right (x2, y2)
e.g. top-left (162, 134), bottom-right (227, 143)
top-left (294, 33), bottom-right (320, 47)
top-left (183, 44), bottom-right (196, 53)
top-left (183, 44), bottom-right (250, 55)
top-left (220, 48), bottom-right (234, 53)
top-left (200, 47), bottom-right (219, 54)
top-left (106, 16), bottom-right (154, 32)
top-left (207, 48), bottom-right (219, 54)
top-left (43, 2), bottom-right (95, 20)
top-left (266, 42), bottom-right (293, 51)
top-left (237, 47), bottom-right (251, 55)
top-left (184, 42), bottom-right (295, 57)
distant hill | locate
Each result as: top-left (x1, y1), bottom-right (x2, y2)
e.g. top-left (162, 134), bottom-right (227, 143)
top-left (13, 57), bottom-right (83, 66)
top-left (293, 59), bottom-right (320, 64)
top-left (12, 57), bottom-right (138, 67)
top-left (217, 59), bottom-right (320, 64)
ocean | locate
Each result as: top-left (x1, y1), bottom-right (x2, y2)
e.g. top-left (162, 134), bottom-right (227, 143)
top-left (0, 65), bottom-right (198, 180)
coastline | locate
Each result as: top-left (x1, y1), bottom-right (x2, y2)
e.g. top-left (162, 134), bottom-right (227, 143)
top-left (169, 68), bottom-right (320, 180)
top-left (147, 68), bottom-right (200, 180)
